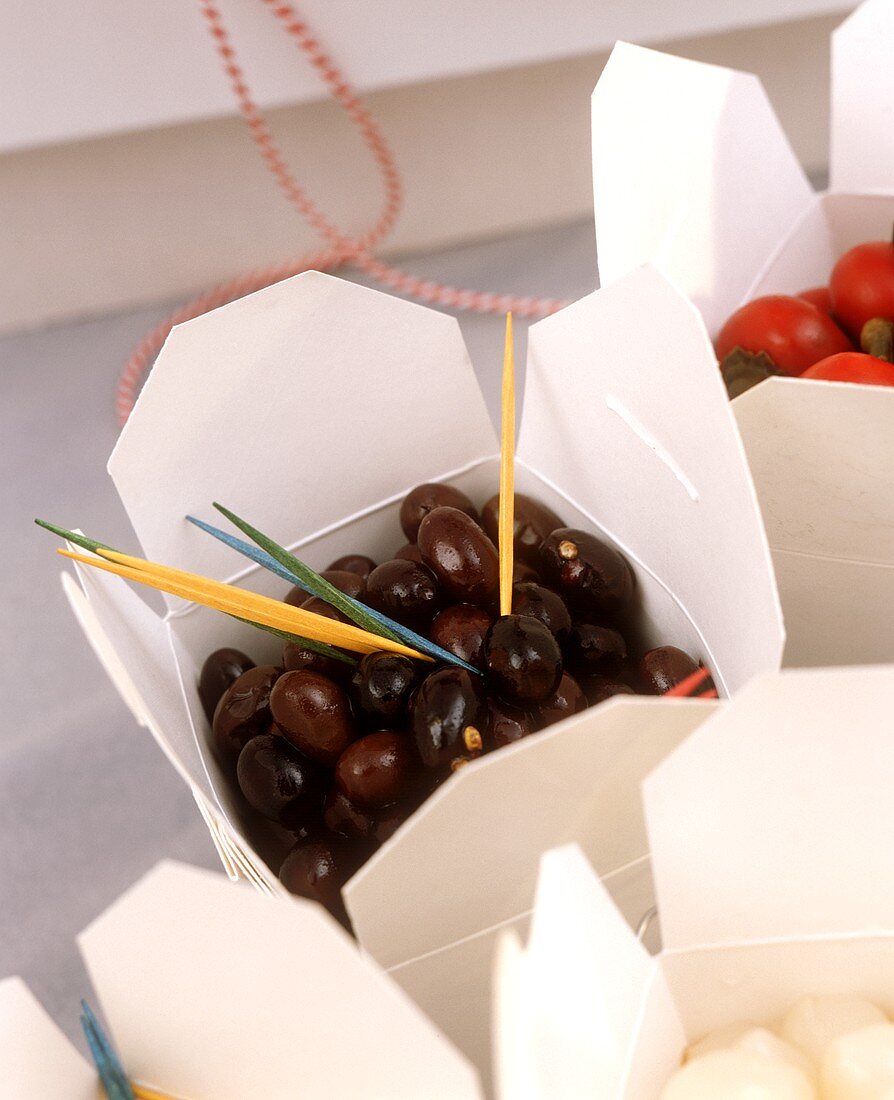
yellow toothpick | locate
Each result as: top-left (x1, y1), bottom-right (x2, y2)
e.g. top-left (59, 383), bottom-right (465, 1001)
top-left (498, 311), bottom-right (515, 616)
top-left (58, 548), bottom-right (430, 662)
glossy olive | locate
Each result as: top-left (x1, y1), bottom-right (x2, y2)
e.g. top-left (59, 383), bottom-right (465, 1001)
top-left (512, 582), bottom-right (572, 644)
top-left (326, 553), bottom-right (376, 578)
top-left (583, 676), bottom-right (636, 706)
top-left (335, 730), bottom-right (415, 809)
top-left (320, 569), bottom-right (367, 601)
top-left (535, 672), bottom-right (587, 728)
top-left (198, 647), bottom-right (255, 722)
top-left (278, 838), bottom-right (353, 927)
top-left (394, 542), bottom-right (423, 564)
top-left (483, 614), bottom-right (563, 704)
top-left (513, 560), bottom-right (540, 584)
top-left (300, 595), bottom-right (351, 624)
top-left (365, 558), bottom-right (441, 629)
top-left (270, 670), bottom-right (356, 765)
top-left (282, 641), bottom-right (353, 685)
top-left (399, 482), bottom-right (479, 542)
top-left (487, 696), bottom-right (534, 748)
top-left (429, 603), bottom-right (494, 668)
top-left (236, 733), bottom-right (321, 829)
top-left (323, 788), bottom-right (376, 840)
top-left (418, 506), bottom-right (499, 607)
top-left (539, 528), bottom-right (634, 617)
top-left (211, 664), bottom-right (281, 760)
top-left (638, 646), bottom-right (699, 695)
top-left (481, 492), bottom-right (565, 565)
top-left (351, 652), bottom-right (419, 722)
top-left (566, 623), bottom-right (627, 677)
top-left (411, 666), bottom-right (486, 769)
top-left (373, 803), bottom-right (411, 845)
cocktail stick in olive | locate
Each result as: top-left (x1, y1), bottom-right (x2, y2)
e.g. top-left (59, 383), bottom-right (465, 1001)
top-left (320, 569), bottom-right (367, 601)
top-left (483, 614), bottom-right (563, 703)
top-left (482, 491), bottom-right (565, 565)
top-left (282, 641), bottom-right (352, 685)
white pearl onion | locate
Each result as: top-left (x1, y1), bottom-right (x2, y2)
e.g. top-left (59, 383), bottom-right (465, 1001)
top-left (660, 1049), bottom-right (817, 1100)
top-left (687, 1025), bottom-right (815, 1083)
top-left (820, 1023), bottom-right (894, 1100)
top-left (780, 997), bottom-right (887, 1064)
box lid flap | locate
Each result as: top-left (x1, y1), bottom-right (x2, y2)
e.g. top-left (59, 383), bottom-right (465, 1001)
top-left (77, 861), bottom-right (481, 1100)
top-left (346, 695), bottom-right (711, 968)
top-left (0, 978), bottom-right (95, 1099)
top-left (109, 271), bottom-right (497, 606)
top-left (65, 557), bottom-right (213, 802)
top-left (591, 43), bottom-right (812, 334)
top-left (734, 376), bottom-right (894, 565)
top-left (493, 845), bottom-right (655, 1099)
top-left (644, 666), bottom-right (894, 948)
top-left (519, 266), bottom-right (784, 696)
top-left (831, 1), bottom-right (894, 193)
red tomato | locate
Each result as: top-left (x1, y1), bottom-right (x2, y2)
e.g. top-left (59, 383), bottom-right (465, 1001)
top-left (801, 352), bottom-right (894, 387)
top-left (797, 286), bottom-right (833, 314)
top-left (829, 239), bottom-right (894, 338)
top-left (715, 295), bottom-right (852, 376)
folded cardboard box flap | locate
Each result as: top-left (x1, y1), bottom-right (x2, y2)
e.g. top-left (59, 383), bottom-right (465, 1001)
top-left (522, 265), bottom-right (783, 695)
top-left (0, 978), bottom-right (96, 1100)
top-left (643, 665), bottom-right (894, 949)
top-left (591, 43), bottom-right (811, 334)
top-left (831, 0), bottom-right (894, 192)
top-left (77, 861), bottom-right (481, 1100)
top-left (108, 270), bottom-right (498, 594)
top-left (64, 553), bottom-right (209, 797)
top-left (734, 378), bottom-right (894, 666)
top-left (493, 844), bottom-right (667, 1100)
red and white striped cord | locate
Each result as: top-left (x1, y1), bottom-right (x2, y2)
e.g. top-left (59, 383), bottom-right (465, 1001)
top-left (115, 0), bottom-right (570, 425)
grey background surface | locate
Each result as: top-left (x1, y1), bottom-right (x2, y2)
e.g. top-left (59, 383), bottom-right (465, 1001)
top-left (0, 219), bottom-right (598, 1050)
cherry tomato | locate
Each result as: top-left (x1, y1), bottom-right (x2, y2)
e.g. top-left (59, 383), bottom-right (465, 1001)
top-left (829, 238), bottom-right (894, 339)
top-left (715, 295), bottom-right (851, 376)
top-left (797, 286), bottom-right (833, 315)
top-left (801, 352), bottom-right (894, 387)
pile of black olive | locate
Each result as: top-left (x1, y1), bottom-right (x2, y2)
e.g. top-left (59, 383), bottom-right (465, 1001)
top-left (198, 484), bottom-right (706, 926)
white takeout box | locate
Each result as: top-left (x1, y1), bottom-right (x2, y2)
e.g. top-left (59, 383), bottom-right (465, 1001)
top-left (0, 861), bottom-right (480, 1099)
top-left (62, 264), bottom-right (782, 1082)
top-left (495, 664), bottom-right (894, 1098)
top-left (590, 0), bottom-right (894, 668)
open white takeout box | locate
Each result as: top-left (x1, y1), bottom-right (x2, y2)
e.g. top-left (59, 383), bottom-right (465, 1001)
top-left (62, 264), bottom-right (782, 1081)
top-left (494, 664), bottom-right (894, 1098)
top-left (0, 861), bottom-right (481, 1099)
top-left (591, 0), bottom-right (894, 668)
